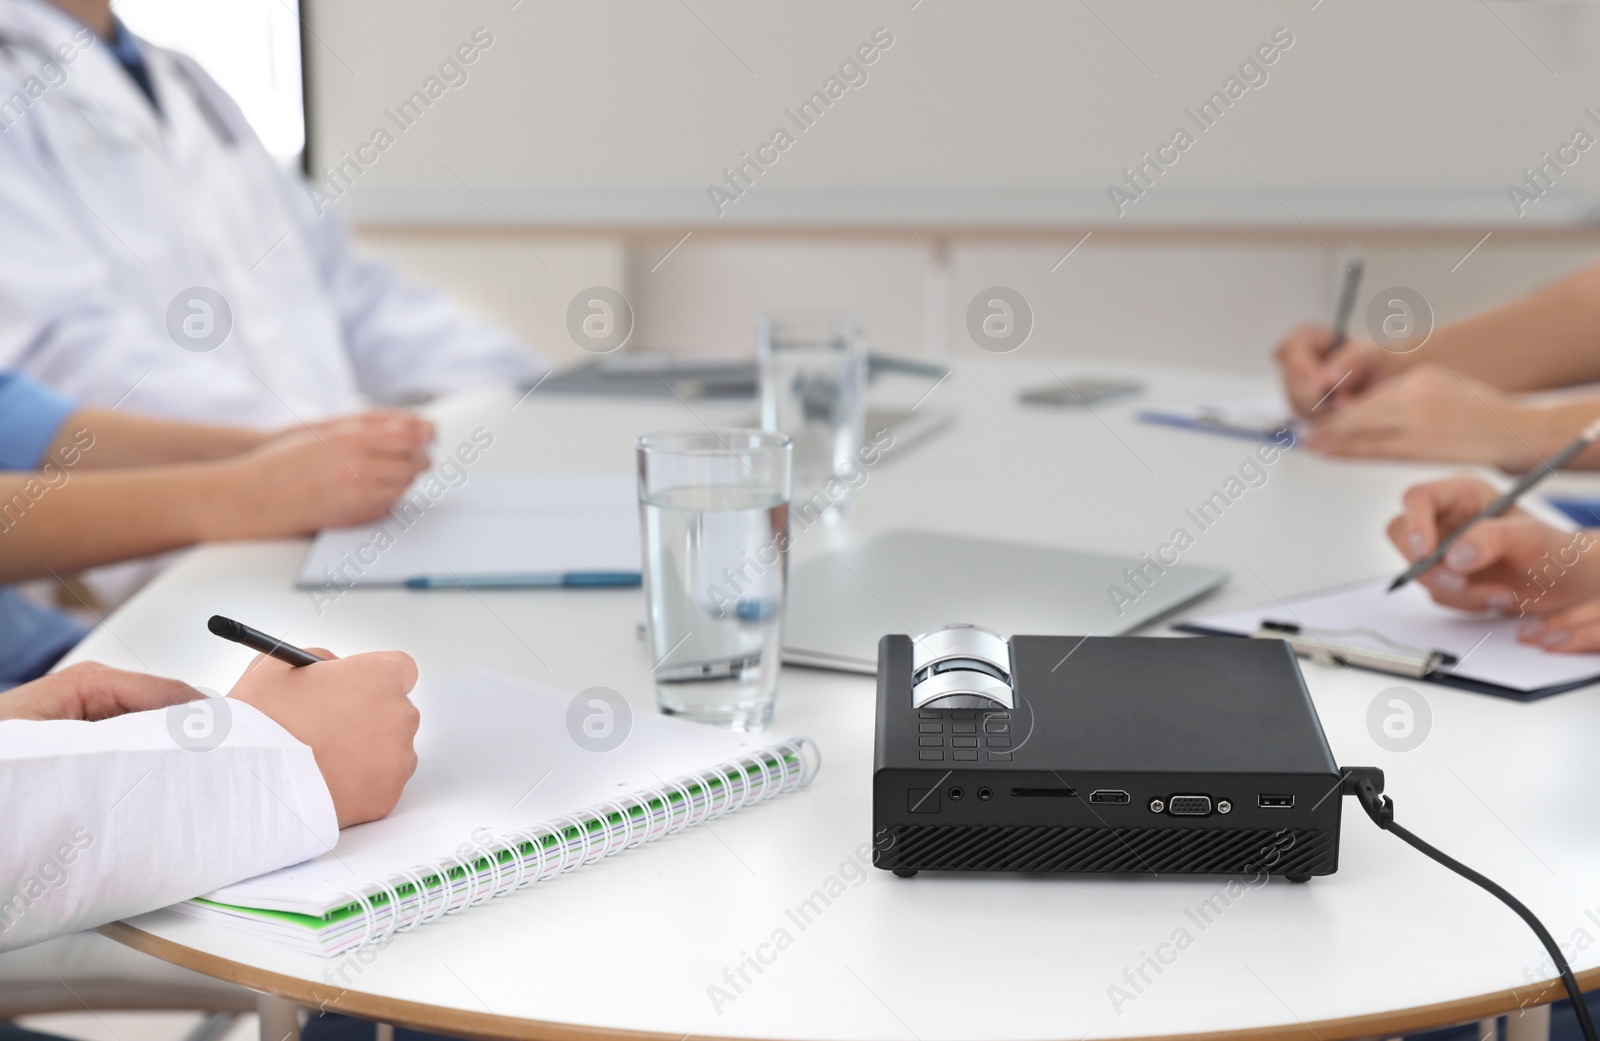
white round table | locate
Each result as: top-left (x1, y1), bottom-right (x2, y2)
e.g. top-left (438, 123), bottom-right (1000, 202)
top-left (75, 359), bottom-right (1600, 1041)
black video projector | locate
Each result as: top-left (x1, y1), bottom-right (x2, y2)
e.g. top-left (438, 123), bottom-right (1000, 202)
top-left (873, 626), bottom-right (1344, 881)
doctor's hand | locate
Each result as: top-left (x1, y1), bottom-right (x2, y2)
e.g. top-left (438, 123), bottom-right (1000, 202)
top-left (231, 648), bottom-right (421, 828)
top-left (1303, 366), bottom-right (1551, 466)
top-left (1275, 325), bottom-right (1389, 416)
top-left (206, 413), bottom-right (434, 539)
top-left (1385, 475), bottom-right (1600, 620)
top-left (0, 662), bottom-right (201, 723)
top-left (275, 410), bottom-right (435, 458)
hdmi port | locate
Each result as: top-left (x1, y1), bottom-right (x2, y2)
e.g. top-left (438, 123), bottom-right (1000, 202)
top-left (1089, 789), bottom-right (1130, 805)
top-left (1258, 794), bottom-right (1295, 808)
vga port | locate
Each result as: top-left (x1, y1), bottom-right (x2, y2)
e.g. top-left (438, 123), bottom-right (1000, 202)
top-left (1167, 795), bottom-right (1212, 816)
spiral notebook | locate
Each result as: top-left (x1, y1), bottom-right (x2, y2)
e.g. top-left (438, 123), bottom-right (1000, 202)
top-left (169, 668), bottom-right (818, 955)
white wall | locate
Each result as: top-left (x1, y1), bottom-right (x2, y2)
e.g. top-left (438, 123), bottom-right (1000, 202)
top-left (311, 0), bottom-right (1600, 228)
top-left (317, 1), bottom-right (1600, 368)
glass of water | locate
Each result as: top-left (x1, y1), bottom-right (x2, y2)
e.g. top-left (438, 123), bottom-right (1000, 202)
top-left (757, 312), bottom-right (867, 523)
top-left (636, 430), bottom-right (792, 731)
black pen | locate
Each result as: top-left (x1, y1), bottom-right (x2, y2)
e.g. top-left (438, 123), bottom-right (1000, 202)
top-left (1329, 257), bottom-right (1365, 351)
top-left (1388, 415), bottom-right (1600, 593)
top-left (208, 615), bottom-right (326, 667)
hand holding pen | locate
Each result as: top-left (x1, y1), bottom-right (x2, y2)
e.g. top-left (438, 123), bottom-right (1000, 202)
top-left (1277, 259), bottom-right (1381, 416)
top-left (1384, 473), bottom-right (1600, 651)
top-left (211, 616), bottom-right (423, 826)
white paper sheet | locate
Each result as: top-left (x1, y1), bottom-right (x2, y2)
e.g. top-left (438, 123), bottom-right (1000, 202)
top-left (1184, 578), bottom-right (1600, 693)
top-left (295, 472), bottom-right (641, 586)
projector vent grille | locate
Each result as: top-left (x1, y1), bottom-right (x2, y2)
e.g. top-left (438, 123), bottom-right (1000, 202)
top-left (878, 825), bottom-right (1336, 876)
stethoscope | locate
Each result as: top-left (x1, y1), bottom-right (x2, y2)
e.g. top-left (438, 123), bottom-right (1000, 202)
top-left (0, 28), bottom-right (236, 149)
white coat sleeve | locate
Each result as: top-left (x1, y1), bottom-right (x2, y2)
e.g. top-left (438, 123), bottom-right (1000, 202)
top-left (0, 701), bottom-right (337, 953)
top-left (295, 200), bottom-right (551, 404)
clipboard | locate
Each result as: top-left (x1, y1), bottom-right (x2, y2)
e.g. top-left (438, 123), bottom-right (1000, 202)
top-left (1176, 578), bottom-right (1600, 701)
top-left (1136, 393), bottom-right (1299, 444)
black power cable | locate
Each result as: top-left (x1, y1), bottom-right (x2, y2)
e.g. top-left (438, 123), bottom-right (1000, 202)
top-left (1343, 768), bottom-right (1597, 1041)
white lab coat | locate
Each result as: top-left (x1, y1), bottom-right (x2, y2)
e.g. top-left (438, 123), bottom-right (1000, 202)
top-left (0, 701), bottom-right (335, 953)
top-left (0, 0), bottom-right (544, 427)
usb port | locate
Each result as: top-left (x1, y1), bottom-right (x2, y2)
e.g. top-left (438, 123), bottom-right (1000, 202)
top-left (1258, 794), bottom-right (1294, 808)
top-left (1089, 789), bottom-right (1130, 805)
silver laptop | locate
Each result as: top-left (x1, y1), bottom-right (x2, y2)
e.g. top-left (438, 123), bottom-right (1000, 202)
top-left (783, 530), bottom-right (1228, 673)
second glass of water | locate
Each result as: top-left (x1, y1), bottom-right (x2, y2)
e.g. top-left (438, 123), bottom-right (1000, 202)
top-left (637, 430), bottom-right (792, 731)
top-left (758, 312), bottom-right (867, 523)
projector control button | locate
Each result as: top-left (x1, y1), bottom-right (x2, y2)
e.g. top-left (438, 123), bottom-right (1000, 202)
top-left (919, 736), bottom-right (944, 747)
top-left (952, 723), bottom-right (977, 734)
top-left (919, 749), bottom-right (945, 761)
top-left (986, 751), bottom-right (1012, 761)
top-left (984, 722), bottom-right (1010, 734)
top-left (953, 750), bottom-right (979, 761)
top-left (953, 737), bottom-right (979, 748)
top-left (918, 723), bottom-right (943, 734)
top-left (986, 736), bottom-right (1011, 748)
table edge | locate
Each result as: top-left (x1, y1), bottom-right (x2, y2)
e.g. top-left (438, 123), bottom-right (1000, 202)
top-left (97, 923), bottom-right (1594, 1041)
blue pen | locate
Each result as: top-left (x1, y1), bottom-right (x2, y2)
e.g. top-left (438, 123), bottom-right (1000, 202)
top-left (404, 572), bottom-right (641, 590)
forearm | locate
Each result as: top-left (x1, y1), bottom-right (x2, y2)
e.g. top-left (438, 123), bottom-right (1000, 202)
top-left (0, 705), bottom-right (335, 953)
top-left (1522, 393), bottom-right (1600, 469)
top-left (1389, 264), bottom-right (1600, 391)
top-left (0, 465), bottom-right (244, 582)
top-left (51, 410), bottom-right (267, 470)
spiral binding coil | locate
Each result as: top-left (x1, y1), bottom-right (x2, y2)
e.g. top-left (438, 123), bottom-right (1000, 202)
top-left (331, 737), bottom-right (819, 950)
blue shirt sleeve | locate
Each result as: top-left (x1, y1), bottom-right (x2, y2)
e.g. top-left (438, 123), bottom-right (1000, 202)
top-left (0, 373), bottom-right (75, 470)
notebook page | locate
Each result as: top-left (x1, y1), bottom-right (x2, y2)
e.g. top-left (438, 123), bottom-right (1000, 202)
top-left (296, 473), bottom-right (641, 586)
top-left (1186, 578), bottom-right (1600, 691)
top-left (203, 667), bottom-right (802, 914)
